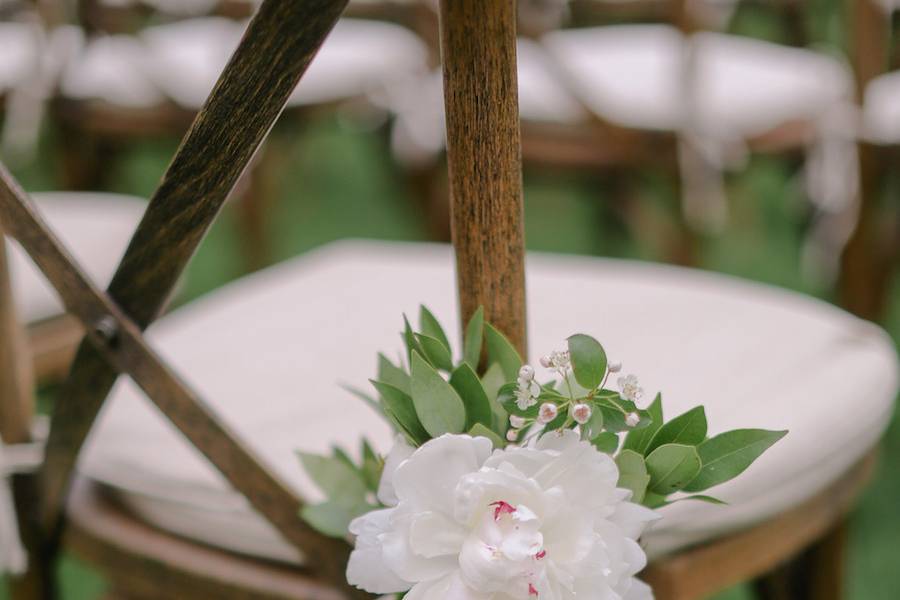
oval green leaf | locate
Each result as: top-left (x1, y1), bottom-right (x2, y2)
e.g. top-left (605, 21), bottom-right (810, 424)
top-left (449, 362), bottom-right (494, 429)
top-left (615, 449), bottom-right (650, 504)
top-left (567, 334), bottom-right (607, 390)
top-left (484, 323), bottom-right (522, 381)
top-left (622, 393), bottom-right (663, 455)
top-left (410, 351), bottom-right (467, 437)
top-left (645, 443), bottom-right (702, 495)
top-left (370, 379), bottom-right (429, 445)
top-left (463, 306), bottom-right (485, 369)
top-left (419, 305), bottom-right (451, 353)
top-left (683, 429), bottom-right (787, 492)
top-left (415, 333), bottom-right (454, 371)
top-left (646, 406), bottom-right (707, 455)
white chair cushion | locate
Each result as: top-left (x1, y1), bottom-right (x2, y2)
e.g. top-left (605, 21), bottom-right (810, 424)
top-left (863, 70), bottom-right (900, 145)
top-left (78, 240), bottom-right (898, 564)
top-left (8, 192), bottom-right (146, 323)
top-left (139, 17), bottom-right (428, 110)
top-left (542, 25), bottom-right (852, 137)
top-left (60, 33), bottom-right (166, 108)
top-left (0, 22), bottom-right (37, 92)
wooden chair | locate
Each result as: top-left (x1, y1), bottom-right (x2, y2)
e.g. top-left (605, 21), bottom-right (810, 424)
top-left (838, 0), bottom-right (900, 322)
top-left (0, 2), bottom-right (895, 600)
top-left (389, 0), bottom-right (855, 265)
top-left (48, 0), bottom-right (430, 269)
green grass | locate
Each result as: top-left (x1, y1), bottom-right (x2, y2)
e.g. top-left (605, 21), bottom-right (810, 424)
top-left (1, 114), bottom-right (896, 599)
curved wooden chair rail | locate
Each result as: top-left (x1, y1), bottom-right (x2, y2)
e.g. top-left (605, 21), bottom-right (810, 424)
top-left (60, 451), bottom-right (877, 600)
top-left (0, 2), bottom-right (891, 600)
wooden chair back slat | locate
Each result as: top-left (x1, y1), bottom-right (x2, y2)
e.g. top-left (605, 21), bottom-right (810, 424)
top-left (36, 0), bottom-right (348, 543)
top-left (438, 0), bottom-right (528, 357)
top-left (839, 0), bottom-right (893, 320)
top-left (0, 231), bottom-right (33, 447)
top-left (0, 167), bottom-right (360, 596)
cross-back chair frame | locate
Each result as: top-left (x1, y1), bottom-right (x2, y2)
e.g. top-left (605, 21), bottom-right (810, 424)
top-left (0, 1), bottom-right (885, 599)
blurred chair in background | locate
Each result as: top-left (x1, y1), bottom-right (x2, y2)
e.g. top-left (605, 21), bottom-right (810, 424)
top-left (1, 2), bottom-right (147, 384)
top-left (838, 0), bottom-right (900, 321)
top-left (0, 2), bottom-right (895, 600)
top-left (389, 0), bottom-right (855, 268)
top-left (48, 0), bottom-right (430, 268)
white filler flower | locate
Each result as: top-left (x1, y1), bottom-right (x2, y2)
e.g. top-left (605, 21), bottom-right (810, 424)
top-left (347, 432), bottom-right (658, 599)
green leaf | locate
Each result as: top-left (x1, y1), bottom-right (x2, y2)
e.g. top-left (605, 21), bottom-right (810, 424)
top-left (646, 406), bottom-right (707, 455)
top-left (583, 407), bottom-right (605, 439)
top-left (297, 452), bottom-right (367, 504)
top-left (567, 334), bottom-right (607, 390)
top-left (615, 449), bottom-right (651, 504)
top-left (449, 363), bottom-right (494, 429)
top-left (301, 501), bottom-right (366, 538)
top-left (463, 306), bottom-right (485, 369)
top-left (591, 431), bottom-right (620, 454)
top-left (415, 333), bottom-right (454, 371)
top-left (684, 429), bottom-right (787, 493)
top-left (410, 351), bottom-right (467, 437)
top-left (377, 353), bottom-right (410, 395)
top-left (360, 439), bottom-right (382, 492)
top-left (331, 446), bottom-right (356, 472)
top-left (370, 380), bottom-right (429, 444)
top-left (645, 494), bottom-right (728, 509)
top-left (622, 393), bottom-right (663, 455)
top-left (402, 314), bottom-right (424, 366)
top-left (469, 423), bottom-right (505, 448)
top-left (480, 362), bottom-right (506, 403)
top-left (419, 305), bottom-right (451, 353)
top-left (480, 362), bottom-right (509, 431)
top-left (645, 443), bottom-right (702, 495)
top-left (484, 323), bottom-right (522, 381)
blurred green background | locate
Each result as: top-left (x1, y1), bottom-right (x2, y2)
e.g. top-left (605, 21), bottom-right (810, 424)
top-left (1, 0), bottom-right (898, 598)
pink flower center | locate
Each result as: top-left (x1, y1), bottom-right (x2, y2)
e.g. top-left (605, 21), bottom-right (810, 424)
top-left (490, 500), bottom-right (516, 521)
top-left (529, 583), bottom-right (539, 596)
top-left (535, 550), bottom-right (546, 560)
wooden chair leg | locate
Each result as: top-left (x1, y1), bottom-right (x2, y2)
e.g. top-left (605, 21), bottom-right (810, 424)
top-left (753, 520), bottom-right (848, 600)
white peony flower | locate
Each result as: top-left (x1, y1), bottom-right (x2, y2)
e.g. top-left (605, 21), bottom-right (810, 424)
top-left (617, 375), bottom-right (644, 404)
top-left (347, 432), bottom-right (658, 599)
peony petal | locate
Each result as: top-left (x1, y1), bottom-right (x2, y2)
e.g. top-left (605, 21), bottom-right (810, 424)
top-left (346, 508), bottom-right (411, 594)
top-left (609, 502), bottom-right (660, 540)
top-left (405, 573), bottom-right (493, 600)
top-left (623, 578), bottom-right (655, 600)
top-left (346, 545), bottom-right (411, 594)
top-left (393, 434), bottom-right (493, 513)
top-left (382, 509), bottom-right (458, 582)
top-left (409, 511), bottom-right (466, 558)
top-left (377, 435), bottom-right (415, 506)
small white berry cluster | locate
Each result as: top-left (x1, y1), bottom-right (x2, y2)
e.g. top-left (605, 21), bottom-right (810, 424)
top-left (513, 365), bottom-right (541, 411)
top-left (539, 350), bottom-right (570, 374)
top-left (506, 351), bottom-right (647, 444)
top-left (615, 367), bottom-right (642, 427)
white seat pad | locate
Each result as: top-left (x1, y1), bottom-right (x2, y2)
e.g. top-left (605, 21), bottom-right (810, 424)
top-left (864, 70), bottom-right (900, 145)
top-left (542, 25), bottom-right (852, 137)
top-left (139, 17), bottom-right (428, 110)
top-left (78, 240), bottom-right (898, 564)
top-left (0, 22), bottom-right (37, 93)
top-left (8, 192), bottom-right (146, 323)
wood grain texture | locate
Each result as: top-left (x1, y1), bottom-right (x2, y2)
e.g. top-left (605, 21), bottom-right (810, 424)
top-left (66, 479), bottom-right (346, 600)
top-left (0, 166), bottom-right (363, 598)
top-left (438, 0), bottom-right (528, 358)
top-left (643, 450), bottom-right (876, 600)
top-left (0, 228), bottom-right (51, 600)
top-left (40, 0), bottom-right (349, 543)
top-left (839, 0), bottom-right (893, 320)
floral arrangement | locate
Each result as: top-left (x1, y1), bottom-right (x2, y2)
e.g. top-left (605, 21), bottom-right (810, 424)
top-left (299, 307), bottom-right (786, 599)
